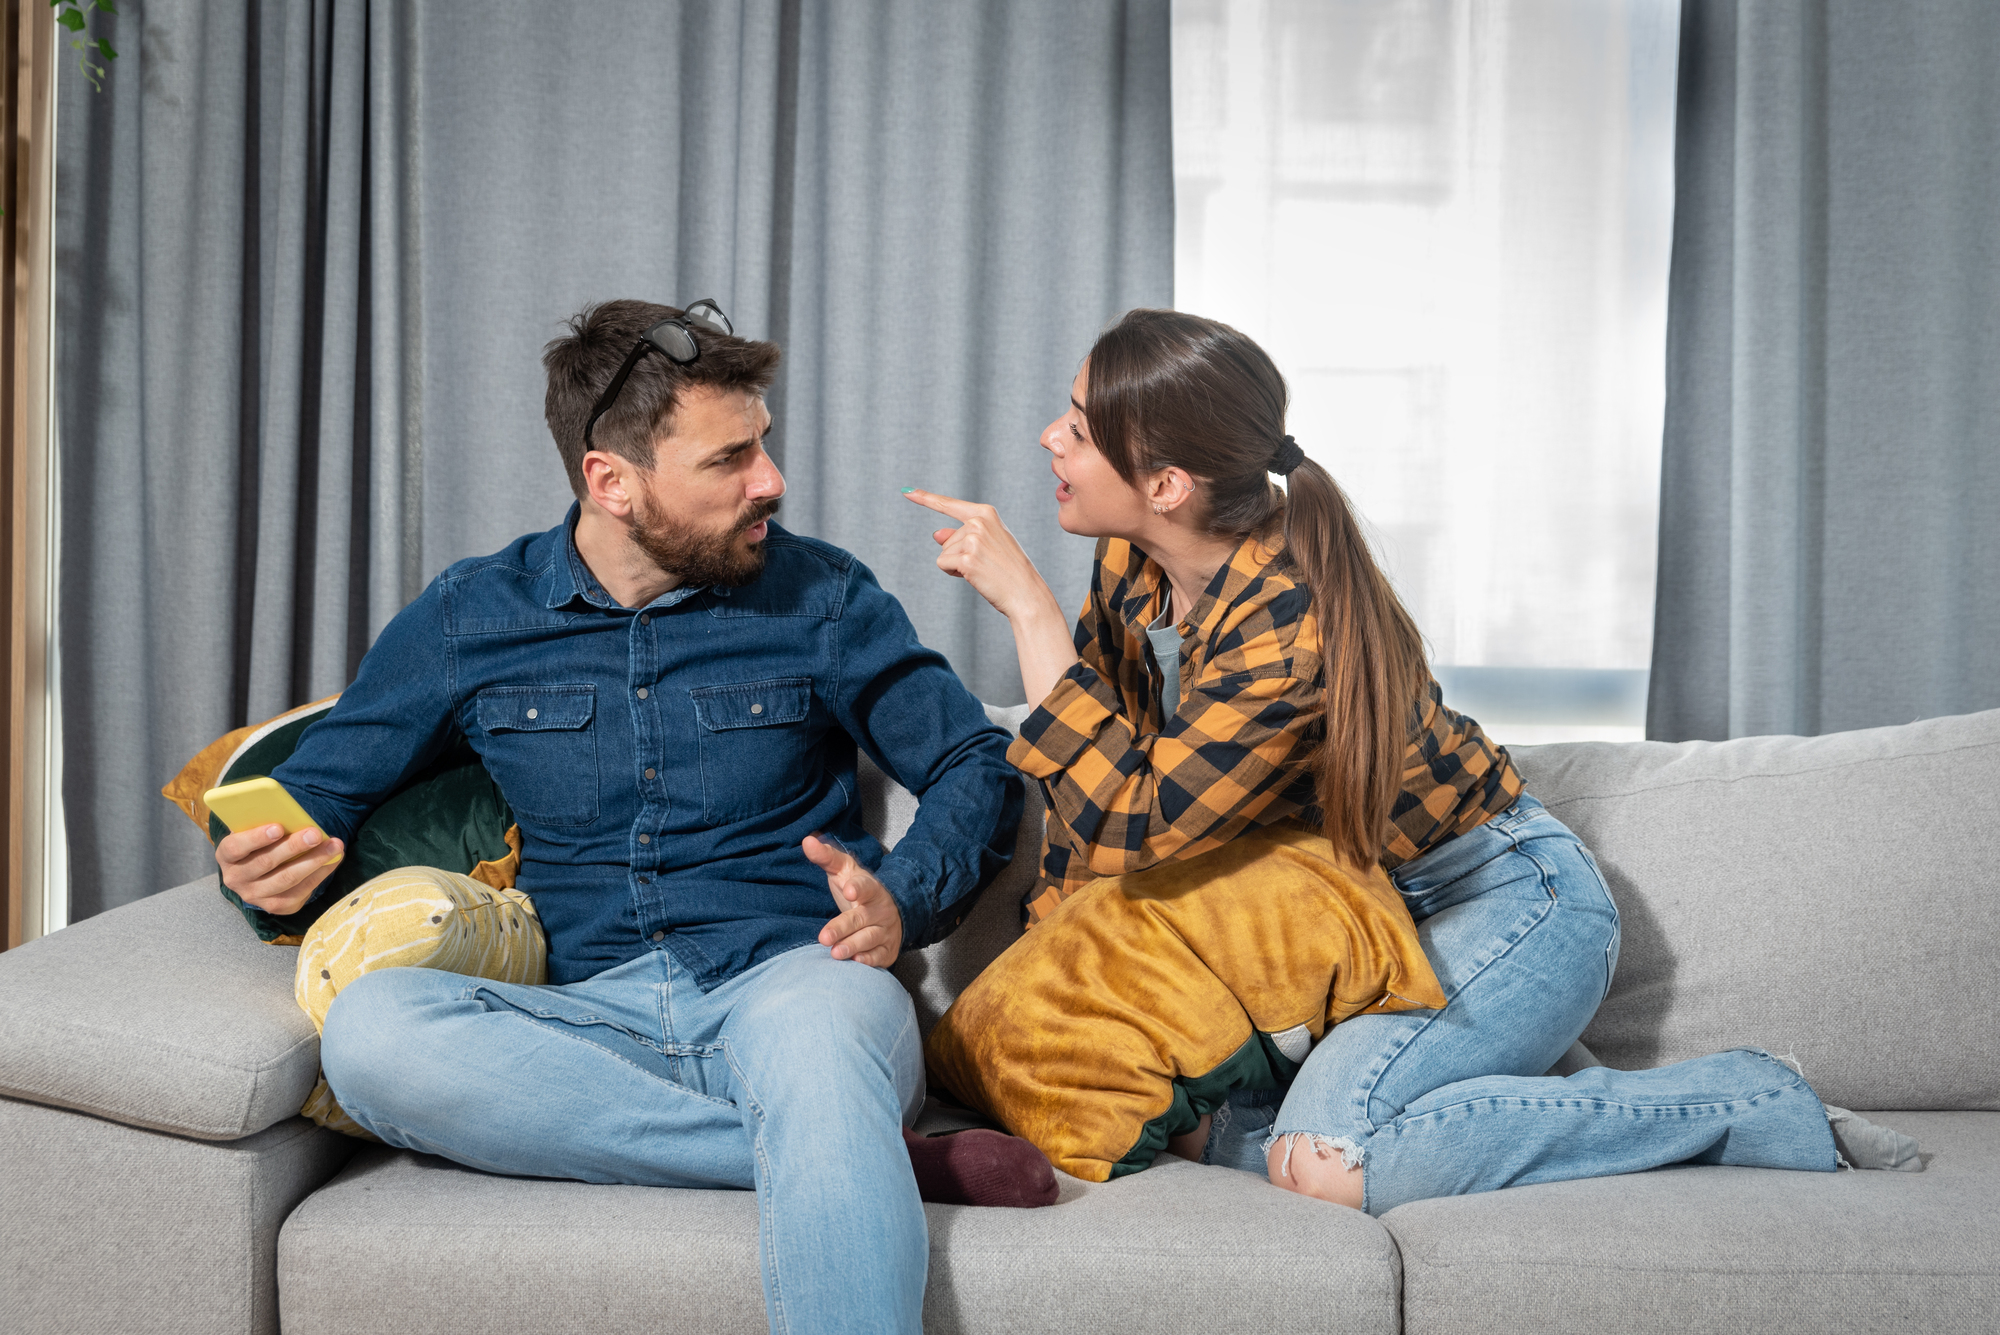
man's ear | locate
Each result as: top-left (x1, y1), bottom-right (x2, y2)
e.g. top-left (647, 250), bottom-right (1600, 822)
top-left (582, 450), bottom-right (639, 518)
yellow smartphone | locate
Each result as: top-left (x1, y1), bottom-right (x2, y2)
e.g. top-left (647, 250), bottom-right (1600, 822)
top-left (203, 776), bottom-right (337, 859)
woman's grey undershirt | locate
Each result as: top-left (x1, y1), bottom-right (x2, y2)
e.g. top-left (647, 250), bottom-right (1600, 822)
top-left (1146, 600), bottom-right (1187, 718)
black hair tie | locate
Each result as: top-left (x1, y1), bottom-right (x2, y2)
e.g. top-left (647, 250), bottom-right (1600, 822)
top-left (1272, 434), bottom-right (1306, 476)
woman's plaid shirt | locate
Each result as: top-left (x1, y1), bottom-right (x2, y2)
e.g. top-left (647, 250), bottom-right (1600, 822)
top-left (1010, 532), bottom-right (1523, 924)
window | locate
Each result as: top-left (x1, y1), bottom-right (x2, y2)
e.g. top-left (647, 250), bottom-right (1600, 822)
top-left (1174, 0), bottom-right (1680, 742)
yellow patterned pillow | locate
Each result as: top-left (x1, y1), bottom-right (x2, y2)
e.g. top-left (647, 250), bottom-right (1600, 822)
top-left (925, 823), bottom-right (1447, 1181)
top-left (295, 866), bottom-right (547, 1139)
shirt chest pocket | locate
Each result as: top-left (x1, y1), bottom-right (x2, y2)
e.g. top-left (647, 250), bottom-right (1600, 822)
top-left (687, 677), bottom-right (817, 826)
top-left (475, 685), bottom-right (600, 827)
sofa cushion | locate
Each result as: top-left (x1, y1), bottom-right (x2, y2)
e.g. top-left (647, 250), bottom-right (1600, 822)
top-left (1381, 1110), bottom-right (1999, 1335)
top-left (278, 1145), bottom-right (1403, 1335)
top-left (1512, 707), bottom-right (2000, 1111)
top-left (0, 879), bottom-right (320, 1139)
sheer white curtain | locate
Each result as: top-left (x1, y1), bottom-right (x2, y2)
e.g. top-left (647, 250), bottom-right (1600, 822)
top-left (1172, 0), bottom-right (1679, 742)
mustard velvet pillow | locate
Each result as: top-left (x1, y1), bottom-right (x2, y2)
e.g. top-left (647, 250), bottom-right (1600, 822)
top-left (294, 866), bottom-right (549, 1139)
top-left (924, 823), bottom-right (1447, 1182)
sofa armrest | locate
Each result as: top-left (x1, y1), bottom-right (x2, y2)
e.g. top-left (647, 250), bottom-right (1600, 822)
top-left (0, 876), bottom-right (320, 1140)
top-left (3, 1098), bottom-right (355, 1335)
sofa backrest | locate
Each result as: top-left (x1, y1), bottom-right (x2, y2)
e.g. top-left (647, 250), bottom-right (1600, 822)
top-left (1513, 707), bottom-right (2000, 1113)
top-left (875, 704), bottom-right (1040, 1035)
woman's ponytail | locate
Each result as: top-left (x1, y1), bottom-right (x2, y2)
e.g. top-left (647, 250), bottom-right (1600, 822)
top-left (1278, 457), bottom-right (1427, 868)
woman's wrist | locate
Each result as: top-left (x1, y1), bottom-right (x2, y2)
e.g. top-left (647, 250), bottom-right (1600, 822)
top-left (1013, 592), bottom-right (1080, 707)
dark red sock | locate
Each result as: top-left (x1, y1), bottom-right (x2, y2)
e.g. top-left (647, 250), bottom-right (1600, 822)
top-left (903, 1126), bottom-right (1059, 1208)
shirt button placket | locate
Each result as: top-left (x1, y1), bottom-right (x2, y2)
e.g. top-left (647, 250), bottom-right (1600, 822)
top-left (633, 619), bottom-right (662, 948)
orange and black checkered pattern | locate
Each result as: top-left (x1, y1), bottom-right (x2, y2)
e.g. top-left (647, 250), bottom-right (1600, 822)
top-left (1011, 531), bottom-right (1522, 923)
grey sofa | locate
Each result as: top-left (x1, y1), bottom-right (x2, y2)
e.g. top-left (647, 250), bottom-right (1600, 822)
top-left (3, 705), bottom-right (1997, 1335)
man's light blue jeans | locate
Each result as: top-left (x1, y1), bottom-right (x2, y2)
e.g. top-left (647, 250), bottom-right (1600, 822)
top-left (1210, 794), bottom-right (1839, 1214)
top-left (319, 942), bottom-right (927, 1335)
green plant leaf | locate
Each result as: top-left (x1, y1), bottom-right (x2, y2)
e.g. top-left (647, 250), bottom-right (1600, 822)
top-left (94, 0), bottom-right (118, 12)
top-left (93, 37), bottom-right (116, 58)
top-left (56, 8), bottom-right (85, 31)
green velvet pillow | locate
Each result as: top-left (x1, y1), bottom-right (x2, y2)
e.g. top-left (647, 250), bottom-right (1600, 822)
top-left (167, 698), bottom-right (516, 942)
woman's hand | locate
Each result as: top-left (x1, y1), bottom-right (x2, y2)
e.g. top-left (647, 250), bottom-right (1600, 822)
top-left (902, 488), bottom-right (1080, 704)
top-left (901, 489), bottom-right (1050, 620)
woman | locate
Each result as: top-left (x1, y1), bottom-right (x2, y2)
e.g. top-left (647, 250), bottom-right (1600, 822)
top-left (905, 308), bottom-right (1920, 1214)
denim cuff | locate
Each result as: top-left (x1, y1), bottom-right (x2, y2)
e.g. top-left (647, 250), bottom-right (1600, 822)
top-left (873, 857), bottom-right (937, 949)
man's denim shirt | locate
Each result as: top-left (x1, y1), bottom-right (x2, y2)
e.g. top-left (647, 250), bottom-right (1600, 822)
top-left (273, 510), bottom-right (1024, 988)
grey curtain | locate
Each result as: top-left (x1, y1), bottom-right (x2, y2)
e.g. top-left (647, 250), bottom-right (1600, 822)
top-left (1648, 0), bottom-right (2000, 741)
top-left (57, 0), bottom-right (1172, 919)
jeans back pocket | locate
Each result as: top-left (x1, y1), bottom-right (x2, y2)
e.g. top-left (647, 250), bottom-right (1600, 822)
top-left (688, 677), bottom-right (817, 826)
top-left (475, 684), bottom-right (600, 826)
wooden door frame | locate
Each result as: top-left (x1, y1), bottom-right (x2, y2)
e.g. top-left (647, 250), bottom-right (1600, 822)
top-left (3, 0), bottom-right (59, 951)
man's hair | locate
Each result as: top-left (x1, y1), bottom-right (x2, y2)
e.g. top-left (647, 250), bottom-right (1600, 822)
top-left (542, 299), bottom-right (782, 498)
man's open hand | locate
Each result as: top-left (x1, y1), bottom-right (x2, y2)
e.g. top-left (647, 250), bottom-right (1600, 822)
top-left (807, 834), bottom-right (903, 968)
top-left (217, 823), bottom-right (345, 917)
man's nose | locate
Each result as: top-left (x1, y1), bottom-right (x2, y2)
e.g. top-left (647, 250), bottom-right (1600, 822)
top-left (748, 449), bottom-right (786, 499)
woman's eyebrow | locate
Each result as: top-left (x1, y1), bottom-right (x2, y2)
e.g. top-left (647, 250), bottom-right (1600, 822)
top-left (1070, 397), bottom-right (1086, 415)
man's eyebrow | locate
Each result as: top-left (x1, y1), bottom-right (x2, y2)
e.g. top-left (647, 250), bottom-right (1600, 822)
top-left (702, 426), bottom-right (772, 464)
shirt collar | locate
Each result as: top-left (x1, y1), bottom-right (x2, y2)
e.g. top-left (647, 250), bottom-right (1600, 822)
top-left (1121, 526), bottom-right (1286, 643)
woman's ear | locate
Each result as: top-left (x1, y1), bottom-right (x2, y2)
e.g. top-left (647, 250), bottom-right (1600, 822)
top-left (1147, 467), bottom-right (1199, 516)
top-left (582, 450), bottom-right (637, 517)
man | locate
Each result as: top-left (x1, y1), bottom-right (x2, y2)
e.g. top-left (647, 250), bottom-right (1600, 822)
top-left (217, 299), bottom-right (1043, 1335)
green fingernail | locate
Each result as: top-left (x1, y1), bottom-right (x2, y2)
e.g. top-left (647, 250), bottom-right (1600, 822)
top-left (901, 487), bottom-right (915, 493)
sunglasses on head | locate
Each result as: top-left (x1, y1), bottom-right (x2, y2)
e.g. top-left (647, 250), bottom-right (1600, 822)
top-left (581, 298), bottom-right (733, 448)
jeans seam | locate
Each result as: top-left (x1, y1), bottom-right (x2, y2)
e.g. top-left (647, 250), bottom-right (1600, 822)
top-left (889, 1005), bottom-right (922, 1125)
top-left (480, 1015), bottom-right (740, 1111)
top-left (724, 1038), bottom-right (786, 1335)
top-left (1388, 1081), bottom-right (1809, 1131)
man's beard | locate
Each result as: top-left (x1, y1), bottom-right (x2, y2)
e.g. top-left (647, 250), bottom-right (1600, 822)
top-left (629, 492), bottom-right (782, 590)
